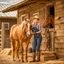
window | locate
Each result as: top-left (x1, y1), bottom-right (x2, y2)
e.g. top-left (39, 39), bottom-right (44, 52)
top-left (3, 22), bottom-right (9, 30)
top-left (33, 12), bottom-right (39, 17)
top-left (21, 14), bottom-right (26, 21)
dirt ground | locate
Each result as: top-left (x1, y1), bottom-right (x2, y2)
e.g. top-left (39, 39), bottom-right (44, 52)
top-left (0, 55), bottom-right (64, 64)
top-left (0, 55), bottom-right (45, 64)
top-left (0, 48), bottom-right (64, 64)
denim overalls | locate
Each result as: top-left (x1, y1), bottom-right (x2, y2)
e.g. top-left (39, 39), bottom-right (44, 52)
top-left (32, 25), bottom-right (42, 52)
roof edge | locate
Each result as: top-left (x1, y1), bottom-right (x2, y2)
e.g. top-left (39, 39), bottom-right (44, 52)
top-left (0, 16), bottom-right (17, 19)
top-left (2, 0), bottom-right (29, 13)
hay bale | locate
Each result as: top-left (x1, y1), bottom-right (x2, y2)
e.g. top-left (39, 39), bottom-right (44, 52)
top-left (44, 60), bottom-right (64, 64)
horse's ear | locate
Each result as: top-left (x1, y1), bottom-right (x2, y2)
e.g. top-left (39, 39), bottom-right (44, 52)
top-left (26, 19), bottom-right (31, 23)
top-left (30, 25), bottom-right (32, 30)
top-left (27, 19), bottom-right (30, 22)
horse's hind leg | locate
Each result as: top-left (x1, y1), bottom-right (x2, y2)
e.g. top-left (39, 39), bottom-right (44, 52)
top-left (20, 40), bottom-right (24, 62)
top-left (11, 39), bottom-right (15, 61)
top-left (15, 40), bottom-right (20, 61)
top-left (25, 42), bottom-right (29, 62)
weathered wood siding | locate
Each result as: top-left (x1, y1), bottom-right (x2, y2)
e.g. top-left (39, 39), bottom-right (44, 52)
top-left (17, 1), bottom-right (46, 50)
top-left (18, 1), bottom-right (45, 24)
top-left (17, 0), bottom-right (64, 58)
top-left (55, 0), bottom-right (64, 58)
top-left (0, 18), bottom-right (17, 48)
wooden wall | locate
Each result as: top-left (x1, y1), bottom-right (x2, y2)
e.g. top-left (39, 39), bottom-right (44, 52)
top-left (17, 0), bottom-right (64, 58)
top-left (0, 18), bottom-right (17, 48)
top-left (55, 0), bottom-right (64, 58)
top-left (17, 1), bottom-right (45, 24)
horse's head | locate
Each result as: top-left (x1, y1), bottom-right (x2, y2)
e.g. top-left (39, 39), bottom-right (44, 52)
top-left (22, 19), bottom-right (32, 37)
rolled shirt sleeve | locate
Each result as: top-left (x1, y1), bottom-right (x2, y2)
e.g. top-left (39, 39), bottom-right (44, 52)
top-left (38, 23), bottom-right (42, 32)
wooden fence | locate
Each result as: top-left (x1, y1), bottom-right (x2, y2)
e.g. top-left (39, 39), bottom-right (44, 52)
top-left (0, 24), bottom-right (5, 50)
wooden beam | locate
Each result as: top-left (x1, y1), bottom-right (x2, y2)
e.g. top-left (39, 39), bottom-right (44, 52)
top-left (1, 23), bottom-right (5, 49)
top-left (2, 0), bottom-right (64, 13)
top-left (2, 0), bottom-right (52, 12)
top-left (0, 17), bottom-right (17, 19)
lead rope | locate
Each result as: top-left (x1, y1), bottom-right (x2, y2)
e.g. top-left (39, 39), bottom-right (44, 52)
top-left (44, 27), bottom-right (50, 51)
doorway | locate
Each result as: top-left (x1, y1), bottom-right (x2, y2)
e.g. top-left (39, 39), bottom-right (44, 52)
top-left (50, 6), bottom-right (54, 17)
top-left (45, 5), bottom-right (55, 51)
top-left (45, 5), bottom-right (55, 28)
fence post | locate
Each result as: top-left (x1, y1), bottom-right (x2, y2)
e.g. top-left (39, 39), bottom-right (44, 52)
top-left (49, 29), bottom-right (55, 51)
top-left (1, 23), bottom-right (5, 49)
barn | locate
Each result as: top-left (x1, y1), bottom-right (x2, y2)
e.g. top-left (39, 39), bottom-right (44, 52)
top-left (0, 3), bottom-right (17, 50)
top-left (2, 0), bottom-right (64, 59)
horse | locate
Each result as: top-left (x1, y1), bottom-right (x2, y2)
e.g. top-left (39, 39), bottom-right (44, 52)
top-left (43, 14), bottom-right (54, 51)
top-left (10, 19), bottom-right (32, 62)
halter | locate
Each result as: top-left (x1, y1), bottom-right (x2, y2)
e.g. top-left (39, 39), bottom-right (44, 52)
top-left (26, 22), bottom-right (31, 36)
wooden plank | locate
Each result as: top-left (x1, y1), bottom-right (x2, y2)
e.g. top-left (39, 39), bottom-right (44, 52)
top-left (18, 1), bottom-right (45, 14)
top-left (55, 24), bottom-right (64, 30)
top-left (41, 51), bottom-right (55, 56)
top-left (0, 38), bottom-right (2, 40)
top-left (55, 12), bottom-right (64, 17)
top-left (0, 30), bottom-right (2, 31)
top-left (55, 1), bottom-right (64, 18)
top-left (58, 55), bottom-right (64, 58)
top-left (55, 17), bottom-right (64, 24)
top-left (55, 20), bottom-right (61, 24)
top-left (43, 55), bottom-right (56, 61)
top-left (55, 33), bottom-right (64, 37)
top-left (55, 8), bottom-right (64, 12)
top-left (55, 36), bottom-right (64, 43)
top-left (55, 8), bottom-right (64, 13)
top-left (55, 4), bottom-right (64, 9)
top-left (0, 35), bottom-right (2, 36)
top-left (55, 1), bottom-right (62, 5)
top-left (0, 42), bottom-right (2, 44)
top-left (55, 30), bottom-right (64, 34)
top-left (55, 48), bottom-right (64, 53)
top-left (55, 25), bottom-right (61, 30)
top-left (44, 60), bottom-right (64, 64)
top-left (55, 2), bottom-right (64, 10)
top-left (1, 23), bottom-right (5, 49)
top-left (55, 43), bottom-right (64, 48)
top-left (0, 46), bottom-right (1, 48)
top-left (55, 30), bottom-right (64, 36)
top-left (55, 30), bottom-right (64, 37)
top-left (57, 53), bottom-right (64, 56)
top-left (39, 8), bottom-right (45, 22)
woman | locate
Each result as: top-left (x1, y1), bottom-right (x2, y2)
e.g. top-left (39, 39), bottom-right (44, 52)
top-left (31, 16), bottom-right (42, 62)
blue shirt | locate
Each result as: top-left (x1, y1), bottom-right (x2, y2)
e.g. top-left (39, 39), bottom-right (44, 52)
top-left (33, 23), bottom-right (42, 32)
top-left (32, 23), bottom-right (42, 38)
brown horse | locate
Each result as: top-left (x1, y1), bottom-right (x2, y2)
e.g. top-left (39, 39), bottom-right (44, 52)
top-left (43, 14), bottom-right (54, 51)
top-left (43, 14), bottom-right (54, 27)
top-left (10, 19), bottom-right (32, 62)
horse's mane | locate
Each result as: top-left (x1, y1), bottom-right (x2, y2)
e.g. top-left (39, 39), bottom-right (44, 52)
top-left (20, 21), bottom-right (26, 28)
top-left (19, 21), bottom-right (27, 34)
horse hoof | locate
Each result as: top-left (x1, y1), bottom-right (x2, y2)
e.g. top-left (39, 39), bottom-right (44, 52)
top-left (16, 59), bottom-right (20, 62)
top-left (22, 60), bottom-right (24, 62)
top-left (26, 60), bottom-right (28, 62)
top-left (12, 59), bottom-right (16, 61)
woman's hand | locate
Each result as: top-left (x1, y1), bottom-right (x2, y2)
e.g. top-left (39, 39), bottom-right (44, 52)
top-left (36, 31), bottom-right (41, 34)
top-left (31, 32), bottom-right (36, 35)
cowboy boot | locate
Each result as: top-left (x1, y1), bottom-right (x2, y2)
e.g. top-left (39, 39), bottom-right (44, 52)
top-left (30, 52), bottom-right (36, 62)
top-left (36, 52), bottom-right (40, 62)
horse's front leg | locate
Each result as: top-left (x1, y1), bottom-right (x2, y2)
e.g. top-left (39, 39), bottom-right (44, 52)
top-left (25, 41), bottom-right (29, 62)
top-left (15, 40), bottom-right (20, 61)
top-left (11, 40), bottom-right (15, 61)
top-left (20, 40), bottom-right (24, 62)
